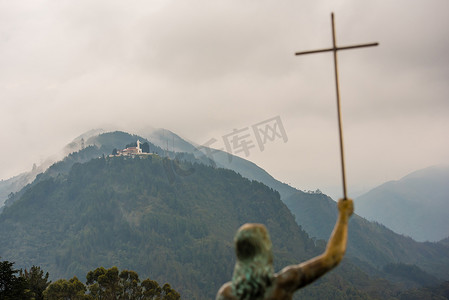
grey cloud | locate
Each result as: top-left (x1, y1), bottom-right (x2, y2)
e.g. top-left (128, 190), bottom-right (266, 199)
top-left (0, 0), bottom-right (448, 198)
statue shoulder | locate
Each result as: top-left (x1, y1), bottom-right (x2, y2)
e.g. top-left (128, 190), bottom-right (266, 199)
top-left (275, 264), bottom-right (307, 291)
top-left (216, 282), bottom-right (237, 300)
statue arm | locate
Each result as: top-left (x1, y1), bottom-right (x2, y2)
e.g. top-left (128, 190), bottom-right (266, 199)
top-left (278, 198), bottom-right (354, 291)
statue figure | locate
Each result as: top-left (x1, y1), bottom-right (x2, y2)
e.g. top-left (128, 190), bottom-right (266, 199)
top-left (216, 198), bottom-right (354, 300)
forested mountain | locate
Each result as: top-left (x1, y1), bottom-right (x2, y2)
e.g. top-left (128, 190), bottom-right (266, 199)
top-left (0, 155), bottom-right (316, 299)
top-left (0, 129), bottom-right (294, 210)
top-left (355, 165), bottom-right (449, 242)
top-left (2, 129), bottom-right (449, 298)
top-left (1, 131), bottom-right (174, 210)
top-left (2, 154), bottom-right (441, 299)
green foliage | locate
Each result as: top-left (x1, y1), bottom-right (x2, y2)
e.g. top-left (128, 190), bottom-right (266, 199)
top-left (0, 258), bottom-right (30, 299)
top-left (2, 259), bottom-right (180, 300)
top-left (20, 265), bottom-right (51, 300)
top-left (43, 266), bottom-right (179, 300)
top-left (383, 263), bottom-right (438, 287)
top-left (119, 269), bottom-right (142, 299)
top-left (141, 142), bottom-right (150, 154)
top-left (85, 266), bottom-right (180, 300)
top-left (43, 277), bottom-right (90, 300)
top-left (86, 266), bottom-right (120, 299)
top-left (396, 280), bottom-right (449, 299)
top-left (161, 283), bottom-right (180, 300)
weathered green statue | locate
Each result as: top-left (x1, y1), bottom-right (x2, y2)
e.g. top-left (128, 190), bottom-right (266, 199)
top-left (216, 198), bottom-right (354, 300)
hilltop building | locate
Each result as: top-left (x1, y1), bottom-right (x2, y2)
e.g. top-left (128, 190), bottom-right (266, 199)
top-left (112, 140), bottom-right (152, 157)
top-left (118, 140), bottom-right (143, 156)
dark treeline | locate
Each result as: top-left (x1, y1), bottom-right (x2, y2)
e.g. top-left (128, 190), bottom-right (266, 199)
top-left (0, 257), bottom-right (179, 300)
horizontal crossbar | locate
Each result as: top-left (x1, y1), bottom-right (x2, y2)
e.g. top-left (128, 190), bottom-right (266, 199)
top-left (295, 42), bottom-right (378, 56)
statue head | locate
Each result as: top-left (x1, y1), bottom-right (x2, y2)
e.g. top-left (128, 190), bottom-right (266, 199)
top-left (231, 223), bottom-right (274, 300)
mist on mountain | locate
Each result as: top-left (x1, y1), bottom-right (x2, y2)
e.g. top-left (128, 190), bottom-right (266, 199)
top-left (355, 165), bottom-right (449, 242)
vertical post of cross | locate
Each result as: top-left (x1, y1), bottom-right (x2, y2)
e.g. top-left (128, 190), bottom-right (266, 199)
top-left (331, 13), bottom-right (348, 200)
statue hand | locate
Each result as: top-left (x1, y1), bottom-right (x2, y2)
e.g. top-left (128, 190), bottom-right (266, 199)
top-left (338, 198), bottom-right (354, 218)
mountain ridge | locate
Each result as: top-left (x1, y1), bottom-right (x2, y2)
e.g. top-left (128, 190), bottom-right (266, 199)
top-left (355, 165), bottom-right (449, 242)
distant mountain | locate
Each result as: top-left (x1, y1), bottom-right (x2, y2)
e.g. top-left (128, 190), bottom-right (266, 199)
top-left (0, 157), bottom-right (66, 208)
top-left (0, 172), bottom-right (34, 208)
top-left (284, 191), bottom-right (449, 284)
top-left (0, 129), bottom-right (105, 208)
top-left (144, 128), bottom-right (298, 200)
top-left (440, 237), bottom-right (449, 248)
top-left (1, 131), bottom-right (181, 210)
top-left (0, 128), bottom-right (296, 209)
top-left (355, 165), bottom-right (449, 242)
top-left (0, 154), bottom-right (392, 299)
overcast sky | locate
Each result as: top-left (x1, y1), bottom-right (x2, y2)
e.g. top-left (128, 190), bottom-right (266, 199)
top-left (1, 0), bottom-right (448, 200)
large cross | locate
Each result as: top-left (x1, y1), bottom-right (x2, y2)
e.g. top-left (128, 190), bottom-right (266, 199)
top-left (295, 13), bottom-right (378, 200)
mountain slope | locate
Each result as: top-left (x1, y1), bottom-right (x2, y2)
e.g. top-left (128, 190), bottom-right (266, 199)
top-left (0, 155), bottom-right (318, 299)
top-left (145, 129), bottom-right (449, 281)
top-left (1, 131), bottom-right (176, 210)
top-left (145, 128), bottom-right (302, 200)
top-left (355, 165), bottom-right (449, 242)
top-left (0, 129), bottom-right (105, 208)
top-left (2, 154), bottom-right (429, 299)
top-left (284, 191), bottom-right (449, 282)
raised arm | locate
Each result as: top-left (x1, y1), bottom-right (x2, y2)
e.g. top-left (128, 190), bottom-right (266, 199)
top-left (277, 198), bottom-right (354, 292)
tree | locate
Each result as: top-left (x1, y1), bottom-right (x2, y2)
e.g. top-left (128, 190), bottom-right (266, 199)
top-left (141, 279), bottom-right (161, 299)
top-left (43, 276), bottom-right (90, 300)
top-left (161, 283), bottom-right (180, 300)
top-left (20, 265), bottom-right (51, 300)
top-left (86, 267), bottom-right (120, 300)
top-left (119, 270), bottom-right (142, 300)
top-left (0, 258), bottom-right (29, 299)
top-left (86, 266), bottom-right (180, 300)
top-left (141, 142), bottom-right (150, 153)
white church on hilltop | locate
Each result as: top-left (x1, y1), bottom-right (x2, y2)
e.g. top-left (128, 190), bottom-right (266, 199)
top-left (114, 140), bottom-right (144, 156)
